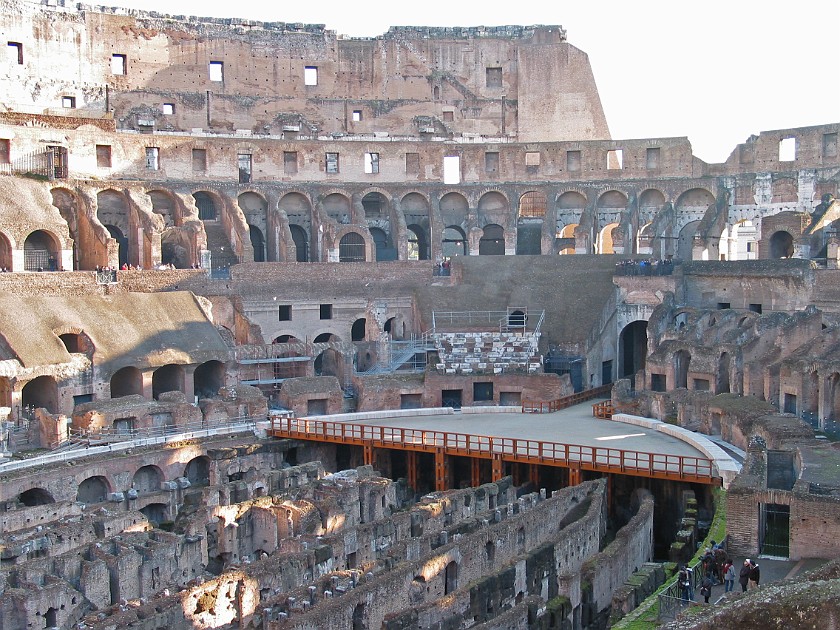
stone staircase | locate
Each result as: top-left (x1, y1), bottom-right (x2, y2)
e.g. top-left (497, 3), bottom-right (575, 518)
top-left (433, 331), bottom-right (542, 375)
top-left (202, 220), bottom-right (240, 273)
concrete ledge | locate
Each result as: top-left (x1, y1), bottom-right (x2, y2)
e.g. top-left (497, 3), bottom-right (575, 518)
top-left (462, 406), bottom-right (521, 414)
top-left (314, 408), bottom-right (454, 424)
top-left (612, 413), bottom-right (741, 488)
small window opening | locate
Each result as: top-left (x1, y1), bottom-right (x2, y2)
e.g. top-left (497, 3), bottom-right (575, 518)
top-left (145, 147), bottom-right (159, 170)
top-left (779, 137), bottom-right (796, 162)
top-left (96, 144), bottom-right (112, 168)
top-left (284, 151), bottom-right (298, 174)
top-left (717, 302), bottom-right (730, 310)
top-left (352, 110), bottom-right (362, 122)
top-left (749, 303), bottom-right (763, 314)
top-left (442, 110), bottom-right (454, 122)
top-left (405, 152), bottom-right (419, 175)
top-left (192, 148), bottom-right (207, 172)
top-left (238, 153), bottom-right (252, 183)
top-left (62, 96), bottom-right (76, 109)
top-left (278, 305), bottom-right (292, 321)
top-left (304, 66), bottom-right (318, 86)
top-left (209, 61), bottom-right (224, 82)
top-left (566, 150), bottom-right (581, 172)
top-left (607, 149), bottom-right (623, 170)
top-left (111, 54), bottom-right (126, 75)
top-left (443, 156), bottom-right (460, 184)
top-left (646, 147), bottom-right (660, 169)
top-left (326, 152), bottom-right (339, 174)
top-left (486, 67), bottom-right (502, 88)
top-left (162, 103), bottom-right (175, 115)
top-left (364, 152), bottom-right (379, 174)
top-left (7, 42), bottom-right (23, 65)
top-left (320, 304), bottom-right (333, 320)
top-left (485, 152), bottom-right (499, 173)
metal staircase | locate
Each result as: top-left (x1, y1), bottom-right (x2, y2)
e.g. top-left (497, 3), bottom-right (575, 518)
top-left (354, 332), bottom-right (436, 375)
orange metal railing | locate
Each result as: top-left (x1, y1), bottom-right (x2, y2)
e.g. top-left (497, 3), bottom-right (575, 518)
top-left (521, 384), bottom-right (611, 414)
top-left (268, 414), bottom-right (718, 484)
top-left (592, 400), bottom-right (614, 418)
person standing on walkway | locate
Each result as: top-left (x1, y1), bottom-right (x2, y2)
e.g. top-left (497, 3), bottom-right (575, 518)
top-left (748, 560), bottom-right (760, 590)
top-left (739, 559), bottom-right (751, 592)
top-left (700, 571), bottom-right (714, 603)
top-left (678, 565), bottom-right (691, 602)
top-left (724, 560), bottom-right (736, 592)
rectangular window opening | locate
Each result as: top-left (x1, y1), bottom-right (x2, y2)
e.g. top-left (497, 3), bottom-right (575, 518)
top-left (651, 374), bottom-right (666, 392)
top-left (0, 139), bottom-right (10, 164)
top-left (238, 153), bottom-right (252, 183)
top-left (162, 103), bottom-right (175, 115)
top-left (209, 61), bottom-right (224, 82)
top-left (364, 152), bottom-right (379, 174)
top-left (326, 152), bottom-right (339, 174)
top-left (566, 150), bottom-right (581, 172)
top-left (718, 302), bottom-right (731, 310)
top-left (607, 149), bottom-right (623, 170)
top-left (304, 66), bottom-right (318, 86)
top-left (284, 151), bottom-right (298, 175)
top-left (111, 54), bottom-right (126, 75)
top-left (486, 67), bottom-right (502, 88)
top-left (352, 110), bottom-right (362, 122)
top-left (443, 155), bottom-right (460, 184)
top-left (824, 133), bottom-right (838, 159)
top-left (749, 303), bottom-right (763, 314)
top-left (192, 148), bottom-right (207, 172)
top-left (779, 137), bottom-right (796, 162)
top-left (7, 42), bottom-right (23, 65)
top-left (278, 305), bottom-right (292, 321)
top-left (320, 304), bottom-right (333, 320)
top-left (96, 144), bottom-right (112, 168)
top-left (145, 147), bottom-right (159, 170)
top-left (485, 151), bottom-right (499, 173)
top-left (405, 152), bottom-right (420, 175)
top-left (646, 147), bottom-right (660, 169)
top-left (62, 96), bottom-right (76, 109)
top-left (442, 110), bottom-right (454, 123)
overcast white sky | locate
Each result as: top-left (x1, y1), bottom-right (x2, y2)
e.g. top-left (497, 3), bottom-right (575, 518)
top-left (103, 0), bottom-right (839, 163)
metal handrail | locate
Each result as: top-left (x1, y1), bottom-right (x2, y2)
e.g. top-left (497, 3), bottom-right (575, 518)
top-left (521, 385), bottom-right (611, 413)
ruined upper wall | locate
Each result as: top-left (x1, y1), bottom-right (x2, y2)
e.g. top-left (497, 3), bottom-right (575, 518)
top-left (0, 1), bottom-right (609, 142)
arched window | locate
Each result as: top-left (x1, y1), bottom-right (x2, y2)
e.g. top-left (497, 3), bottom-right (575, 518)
top-left (339, 232), bottom-right (366, 262)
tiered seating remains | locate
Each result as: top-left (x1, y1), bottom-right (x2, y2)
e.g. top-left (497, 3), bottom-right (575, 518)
top-left (433, 331), bottom-right (542, 374)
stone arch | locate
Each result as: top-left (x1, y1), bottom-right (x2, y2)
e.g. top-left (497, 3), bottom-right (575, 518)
top-left (56, 328), bottom-right (94, 356)
top-left (674, 350), bottom-right (691, 390)
top-left (557, 223), bottom-right (578, 255)
top-left (314, 333), bottom-right (339, 343)
top-left (479, 224), bottom-right (505, 255)
top-left (111, 366), bottom-right (143, 398)
top-left (639, 188), bottom-right (666, 210)
top-left (23, 230), bottom-right (62, 271)
top-left (439, 192), bottom-right (470, 224)
top-left (18, 487), bottom-right (55, 506)
top-left (77, 475), bottom-right (110, 504)
top-left (557, 190), bottom-right (587, 210)
top-left (351, 318), bottom-right (367, 341)
top-left (637, 222), bottom-right (653, 254)
top-left (193, 191), bottom-right (219, 221)
top-left (148, 189), bottom-right (180, 228)
top-left (477, 191), bottom-right (509, 213)
top-left (152, 364), bottom-right (185, 400)
top-left (194, 360), bottom-right (225, 400)
top-left (406, 224), bottom-right (429, 260)
top-left (339, 231), bottom-right (367, 262)
top-left (597, 190), bottom-right (628, 210)
top-left (442, 225), bottom-right (467, 257)
top-left (675, 188), bottom-right (716, 224)
top-left (240, 192), bottom-right (269, 262)
top-left (597, 222), bottom-right (620, 254)
top-left (140, 503), bottom-right (169, 526)
top-left (21, 376), bottom-right (58, 414)
top-left (444, 560), bottom-right (458, 595)
top-left (272, 334), bottom-right (300, 343)
top-left (314, 348), bottom-right (343, 379)
top-left (677, 220), bottom-right (701, 260)
top-left (769, 230), bottom-right (794, 258)
top-left (289, 225), bottom-right (309, 262)
top-left (132, 465), bottom-right (164, 494)
top-left (619, 321), bottom-right (648, 379)
top-left (322, 192), bottom-right (352, 224)
top-left (370, 227), bottom-right (392, 261)
top-left (185, 456), bottom-right (211, 485)
top-left (280, 192), bottom-right (313, 262)
top-left (518, 191), bottom-right (547, 219)
top-left (0, 230), bottom-right (12, 270)
top-left (362, 191), bottom-right (389, 219)
top-left (249, 225), bottom-right (266, 262)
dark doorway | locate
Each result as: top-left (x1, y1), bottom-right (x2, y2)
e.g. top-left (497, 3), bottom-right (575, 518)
top-left (674, 350), bottom-right (691, 389)
top-left (601, 360), bottom-right (613, 385)
top-left (769, 231), bottom-right (794, 258)
top-left (442, 389), bottom-right (462, 409)
top-left (104, 225), bottom-right (128, 268)
top-left (760, 503), bottom-right (790, 558)
top-left (619, 321), bottom-right (648, 379)
top-left (193, 192), bottom-right (217, 220)
top-left (479, 224), bottom-right (505, 255)
top-left (290, 225), bottom-right (309, 262)
top-left (249, 225), bottom-right (265, 262)
top-left (351, 318), bottom-right (366, 341)
top-left (473, 382), bottom-right (494, 402)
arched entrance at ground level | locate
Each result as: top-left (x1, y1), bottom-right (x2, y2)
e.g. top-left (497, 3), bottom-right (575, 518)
top-left (619, 321), bottom-right (648, 379)
top-left (18, 487), bottom-right (55, 506)
top-left (152, 364), bottom-right (185, 400)
top-left (290, 225), bottom-right (309, 262)
top-left (407, 224), bottom-right (429, 260)
top-left (598, 222), bottom-right (620, 254)
top-left (770, 231), bottom-right (794, 258)
top-left (351, 318), bottom-right (366, 341)
top-left (479, 224), bottom-right (505, 255)
top-left (140, 503), bottom-right (168, 526)
top-left (21, 376), bottom-right (58, 414)
top-left (674, 350), bottom-right (691, 389)
top-left (132, 465), bottom-right (164, 494)
top-left (314, 348), bottom-right (343, 379)
top-left (23, 230), bottom-right (61, 271)
top-left (193, 192), bottom-right (217, 220)
top-left (104, 225), bottom-right (128, 268)
top-left (45, 608), bottom-right (57, 628)
top-left (339, 232), bottom-right (366, 262)
top-left (249, 225), bottom-right (265, 262)
top-left (370, 227), bottom-right (395, 261)
top-left (77, 476), bottom-right (109, 504)
top-left (185, 456), bottom-right (210, 485)
top-left (194, 360), bottom-right (225, 400)
top-left (444, 561), bottom-right (458, 594)
top-left (0, 232), bottom-right (12, 269)
top-left (110, 366), bottom-right (143, 398)
top-left (717, 352), bottom-right (731, 394)
top-left (442, 226), bottom-right (467, 257)
top-left (362, 192), bottom-right (386, 218)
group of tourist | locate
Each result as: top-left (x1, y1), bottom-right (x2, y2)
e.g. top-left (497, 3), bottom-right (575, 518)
top-left (678, 541), bottom-right (759, 605)
top-left (614, 257), bottom-right (676, 276)
top-left (433, 258), bottom-right (452, 276)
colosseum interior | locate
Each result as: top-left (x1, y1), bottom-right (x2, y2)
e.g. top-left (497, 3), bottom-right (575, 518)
top-left (0, 1), bottom-right (839, 629)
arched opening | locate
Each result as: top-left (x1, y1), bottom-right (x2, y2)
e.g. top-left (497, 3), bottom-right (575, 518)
top-left (59, 331), bottom-right (93, 356)
top-left (193, 191), bottom-right (217, 220)
top-left (148, 190), bottom-right (178, 228)
top-left (314, 348), bottom-right (343, 378)
top-left (313, 333), bottom-right (337, 343)
top-left (770, 231), bottom-right (794, 258)
top-left (194, 360), bottom-right (225, 400)
top-left (598, 222), bottom-right (620, 254)
top-left (21, 376), bottom-right (58, 414)
top-left (132, 465), bottom-right (163, 494)
top-left (140, 503), bottom-right (168, 526)
top-left (557, 223), bottom-right (578, 255)
top-left (110, 366), bottom-right (143, 398)
top-left (674, 350), bottom-right (691, 390)
top-left (717, 352), bottom-right (731, 394)
top-left (290, 225), bottom-right (309, 262)
top-left (370, 227), bottom-right (393, 261)
top-left (828, 373), bottom-right (840, 424)
top-left (730, 220), bottom-right (757, 260)
top-left (507, 310), bottom-right (526, 330)
top-left (444, 560), bottom-right (458, 595)
top-left (442, 226), bottom-right (467, 257)
top-left (518, 191), bottom-right (546, 219)
top-left (362, 192), bottom-right (386, 218)
top-left (18, 488), bottom-right (55, 506)
top-left (439, 192), bottom-right (469, 218)
top-left (407, 224), bottom-right (429, 260)
top-left (517, 193), bottom-right (544, 256)
top-left (152, 364), bottom-right (185, 400)
top-left (45, 607), bottom-right (57, 628)
top-left (619, 321), bottom-right (648, 379)
top-left (352, 603), bottom-right (366, 630)
top-left (351, 318), bottom-right (366, 342)
top-left (104, 225), bottom-right (128, 268)
top-left (77, 476), bottom-right (109, 504)
top-left (636, 222), bottom-right (653, 254)
top-left (249, 225), bottom-right (265, 262)
top-left (0, 232), bottom-right (13, 270)
top-left (185, 456), bottom-right (211, 485)
top-left (479, 224), bottom-right (505, 256)
top-left (23, 230), bottom-right (60, 271)
top-left (677, 221), bottom-right (700, 261)
top-left (339, 232), bottom-right (366, 262)
top-left (322, 193), bottom-right (352, 224)
top-left (273, 335), bottom-right (299, 344)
